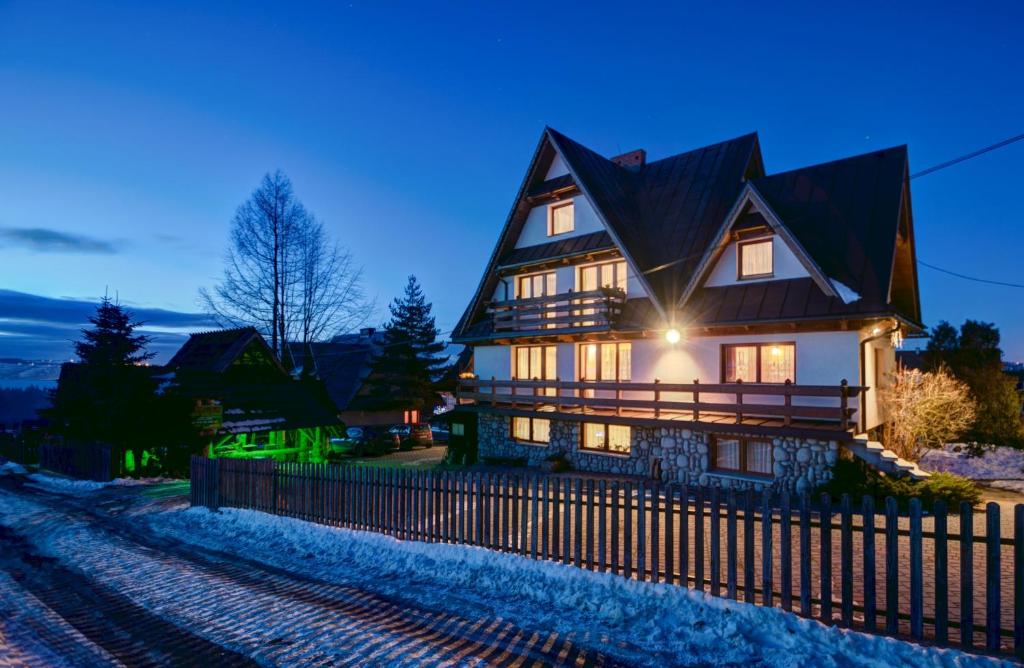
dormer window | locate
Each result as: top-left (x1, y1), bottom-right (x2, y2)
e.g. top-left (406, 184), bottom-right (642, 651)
top-left (738, 238), bottom-right (773, 279)
top-left (548, 201), bottom-right (574, 236)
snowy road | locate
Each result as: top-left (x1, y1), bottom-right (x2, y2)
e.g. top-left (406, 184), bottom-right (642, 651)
top-left (0, 475), bottom-right (620, 667)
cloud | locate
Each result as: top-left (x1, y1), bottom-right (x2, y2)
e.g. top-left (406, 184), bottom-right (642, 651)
top-left (0, 227), bottom-right (120, 254)
top-left (0, 290), bottom-right (218, 362)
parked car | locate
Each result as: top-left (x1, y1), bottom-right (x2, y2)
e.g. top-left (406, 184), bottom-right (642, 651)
top-left (328, 426), bottom-right (399, 459)
top-left (388, 424), bottom-right (411, 438)
top-left (399, 422), bottom-right (433, 450)
top-left (429, 423), bottom-right (450, 444)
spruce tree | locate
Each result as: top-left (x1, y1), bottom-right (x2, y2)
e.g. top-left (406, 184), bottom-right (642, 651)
top-left (363, 276), bottom-right (446, 413)
top-left (74, 297), bottom-right (155, 366)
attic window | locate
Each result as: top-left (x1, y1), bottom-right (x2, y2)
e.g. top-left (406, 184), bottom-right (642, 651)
top-left (738, 238), bottom-right (773, 279)
top-left (549, 201), bottom-right (574, 236)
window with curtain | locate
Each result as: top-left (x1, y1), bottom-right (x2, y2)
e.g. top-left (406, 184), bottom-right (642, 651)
top-left (581, 422), bottom-right (631, 454)
top-left (549, 201), bottom-right (574, 235)
top-left (578, 260), bottom-right (627, 293)
top-left (514, 345), bottom-right (557, 397)
top-left (511, 417), bottom-right (550, 444)
top-left (516, 272), bottom-right (557, 329)
top-left (579, 342), bottom-right (631, 381)
top-left (722, 343), bottom-right (794, 383)
top-left (738, 239), bottom-right (773, 278)
top-left (711, 436), bottom-right (773, 476)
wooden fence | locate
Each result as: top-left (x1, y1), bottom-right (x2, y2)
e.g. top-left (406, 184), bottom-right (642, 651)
top-left (39, 442), bottom-right (120, 481)
top-left (191, 456), bottom-right (1023, 657)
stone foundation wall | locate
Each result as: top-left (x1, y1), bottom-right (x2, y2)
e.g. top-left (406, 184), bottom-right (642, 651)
top-left (477, 413), bottom-right (839, 493)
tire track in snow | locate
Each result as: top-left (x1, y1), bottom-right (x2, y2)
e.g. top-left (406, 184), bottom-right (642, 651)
top-left (0, 478), bottom-right (624, 667)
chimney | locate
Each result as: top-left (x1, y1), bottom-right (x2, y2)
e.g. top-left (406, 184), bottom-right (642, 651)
top-left (610, 149), bottom-right (646, 170)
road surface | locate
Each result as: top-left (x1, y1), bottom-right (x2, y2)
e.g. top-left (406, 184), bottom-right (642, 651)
top-left (0, 474), bottom-right (623, 667)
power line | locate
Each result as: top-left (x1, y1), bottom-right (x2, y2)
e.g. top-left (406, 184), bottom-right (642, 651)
top-left (917, 260), bottom-right (1024, 289)
top-left (910, 132), bottom-right (1024, 179)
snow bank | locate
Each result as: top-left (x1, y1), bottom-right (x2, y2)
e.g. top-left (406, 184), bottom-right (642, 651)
top-left (149, 506), bottom-right (1008, 667)
top-left (920, 444), bottom-right (1024, 482)
top-left (25, 473), bottom-right (168, 493)
top-left (0, 460), bottom-right (28, 475)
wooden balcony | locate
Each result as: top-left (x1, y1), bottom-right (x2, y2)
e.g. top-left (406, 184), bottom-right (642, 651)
top-left (457, 378), bottom-right (865, 437)
top-left (487, 288), bottom-right (625, 334)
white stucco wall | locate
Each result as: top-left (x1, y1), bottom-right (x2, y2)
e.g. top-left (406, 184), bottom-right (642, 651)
top-left (514, 196), bottom-right (604, 248)
top-left (545, 154), bottom-right (569, 180)
top-left (704, 235), bottom-right (809, 287)
top-left (861, 331), bottom-right (895, 432)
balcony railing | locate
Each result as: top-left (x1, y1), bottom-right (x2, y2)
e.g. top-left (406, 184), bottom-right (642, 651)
top-left (457, 377), bottom-right (865, 433)
top-left (487, 287), bottom-right (626, 334)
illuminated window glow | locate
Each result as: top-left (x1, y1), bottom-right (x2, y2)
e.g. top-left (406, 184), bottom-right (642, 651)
top-left (549, 201), bottom-right (574, 235)
top-left (739, 239), bottom-right (773, 278)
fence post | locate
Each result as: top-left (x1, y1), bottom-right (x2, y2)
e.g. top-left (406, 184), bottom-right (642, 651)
top-left (841, 494), bottom-right (853, 627)
top-left (762, 490), bottom-right (774, 608)
top-left (820, 493), bottom-right (832, 625)
top-left (800, 494), bottom-right (811, 617)
top-left (839, 379), bottom-right (849, 431)
top-left (654, 378), bottom-right (661, 418)
top-left (987, 502), bottom-right (1001, 651)
top-left (910, 497), bottom-right (923, 640)
top-left (727, 489), bottom-right (737, 600)
top-left (780, 492), bottom-right (792, 611)
top-left (735, 378), bottom-right (743, 424)
top-left (692, 379), bottom-right (700, 422)
top-left (743, 489), bottom-right (754, 604)
top-left (886, 497), bottom-right (900, 635)
top-left (1015, 504), bottom-right (1024, 657)
top-left (863, 495), bottom-right (877, 632)
top-left (710, 487), bottom-right (720, 596)
top-left (961, 501), bottom-right (974, 649)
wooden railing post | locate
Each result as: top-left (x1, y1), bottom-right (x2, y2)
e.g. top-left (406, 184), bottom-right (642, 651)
top-left (735, 378), bottom-right (743, 424)
top-left (840, 379), bottom-right (849, 430)
top-left (490, 376), bottom-right (497, 407)
top-left (615, 383), bottom-right (622, 416)
top-left (533, 377), bottom-right (540, 411)
top-left (784, 379), bottom-right (792, 427)
top-left (693, 378), bottom-right (700, 422)
top-left (653, 378), bottom-right (661, 418)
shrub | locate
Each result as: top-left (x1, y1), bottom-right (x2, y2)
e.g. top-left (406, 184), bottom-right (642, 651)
top-left (881, 366), bottom-right (975, 461)
top-left (818, 459), bottom-right (980, 511)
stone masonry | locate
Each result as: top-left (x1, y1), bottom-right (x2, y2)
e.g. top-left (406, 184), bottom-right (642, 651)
top-left (477, 412), bottom-right (839, 493)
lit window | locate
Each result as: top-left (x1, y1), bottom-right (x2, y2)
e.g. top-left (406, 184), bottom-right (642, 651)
top-left (511, 417), bottom-right (550, 444)
top-left (722, 343), bottom-right (794, 383)
top-left (514, 345), bottom-right (556, 397)
top-left (739, 239), bottom-right (773, 278)
top-left (517, 272), bottom-right (556, 299)
top-left (579, 343), bottom-right (631, 381)
top-left (549, 201), bottom-right (574, 235)
top-left (712, 436), bottom-right (773, 476)
top-left (451, 423), bottom-right (465, 436)
top-left (581, 422), bottom-right (631, 454)
top-left (578, 261), bottom-right (627, 293)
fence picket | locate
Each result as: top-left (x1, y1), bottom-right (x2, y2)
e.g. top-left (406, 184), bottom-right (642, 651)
top-left (800, 494), bottom-right (811, 617)
top-left (886, 497), bottom-right (899, 636)
top-left (611, 481), bottom-right (620, 575)
top-left (763, 491), bottom-right (773, 608)
top-left (531, 476), bottom-right (540, 559)
top-left (542, 478), bottom-right (550, 560)
top-left (664, 485), bottom-right (674, 585)
top-left (961, 501), bottom-right (974, 649)
top-left (694, 487), bottom-right (705, 592)
top-left (598, 480), bottom-right (607, 573)
top-left (727, 490), bottom-right (737, 600)
top-left (651, 483), bottom-right (660, 583)
top-left (820, 493), bottom-right (832, 625)
top-left (743, 489), bottom-right (754, 604)
top-left (562, 478), bottom-right (572, 565)
top-left (623, 481), bottom-right (633, 579)
top-left (863, 495), bottom-right (877, 633)
top-left (910, 498), bottom-right (923, 639)
top-left (780, 492), bottom-right (792, 612)
top-left (680, 485), bottom-right (689, 589)
top-left (1015, 504), bottom-right (1023, 655)
top-left (574, 478), bottom-right (583, 569)
top-left (840, 494), bottom-right (853, 627)
top-left (637, 482), bottom-right (647, 581)
top-left (710, 487), bottom-right (720, 596)
top-left (987, 502), bottom-right (1001, 651)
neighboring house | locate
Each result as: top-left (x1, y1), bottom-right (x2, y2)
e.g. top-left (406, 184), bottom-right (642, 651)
top-left (286, 328), bottom-right (421, 427)
top-left (161, 327), bottom-right (340, 461)
top-left (452, 128), bottom-right (925, 492)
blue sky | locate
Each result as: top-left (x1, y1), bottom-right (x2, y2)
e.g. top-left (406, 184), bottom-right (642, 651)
top-left (1, 1), bottom-right (1022, 362)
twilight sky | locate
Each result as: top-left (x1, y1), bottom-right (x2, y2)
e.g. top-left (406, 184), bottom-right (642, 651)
top-left (1, 1), bottom-right (1022, 363)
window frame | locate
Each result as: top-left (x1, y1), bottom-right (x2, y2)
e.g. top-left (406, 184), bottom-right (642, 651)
top-left (512, 344), bottom-right (557, 381)
top-left (709, 435), bottom-right (774, 478)
top-left (737, 237), bottom-right (774, 280)
top-left (579, 421), bottom-right (631, 455)
top-left (509, 416), bottom-right (550, 444)
top-left (576, 259), bottom-right (628, 294)
top-left (548, 200), bottom-right (575, 236)
top-left (515, 270), bottom-right (557, 299)
top-left (578, 342), bottom-right (631, 382)
top-left (720, 342), bottom-right (796, 384)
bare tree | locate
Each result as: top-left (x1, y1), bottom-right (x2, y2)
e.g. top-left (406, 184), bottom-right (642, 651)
top-left (881, 366), bottom-right (976, 461)
top-left (201, 170), bottom-right (370, 356)
top-left (293, 217), bottom-right (373, 343)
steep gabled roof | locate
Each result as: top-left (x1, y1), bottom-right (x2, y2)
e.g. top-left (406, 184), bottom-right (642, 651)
top-left (166, 327), bottom-right (285, 374)
top-left (285, 332), bottom-right (383, 412)
top-left (750, 145), bottom-right (918, 324)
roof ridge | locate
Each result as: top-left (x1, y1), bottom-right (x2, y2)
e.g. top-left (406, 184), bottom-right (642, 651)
top-left (757, 144), bottom-right (907, 181)
top-left (641, 132), bottom-right (760, 169)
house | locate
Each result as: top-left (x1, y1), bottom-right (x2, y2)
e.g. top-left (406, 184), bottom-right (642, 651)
top-left (285, 328), bottom-right (423, 427)
top-left (451, 128), bottom-right (926, 492)
top-left (161, 327), bottom-right (341, 461)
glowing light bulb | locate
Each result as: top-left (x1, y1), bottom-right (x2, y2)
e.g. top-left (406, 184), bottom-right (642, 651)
top-left (665, 328), bottom-right (681, 344)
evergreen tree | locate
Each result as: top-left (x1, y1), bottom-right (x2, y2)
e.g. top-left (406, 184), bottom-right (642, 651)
top-left (362, 276), bottom-right (446, 413)
top-left (74, 297), bottom-right (155, 365)
top-left (925, 319), bottom-right (1024, 447)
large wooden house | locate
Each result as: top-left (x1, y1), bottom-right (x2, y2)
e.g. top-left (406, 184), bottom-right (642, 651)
top-left (452, 128), bottom-right (926, 492)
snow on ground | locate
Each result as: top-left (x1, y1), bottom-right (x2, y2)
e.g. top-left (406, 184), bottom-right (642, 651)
top-left (24, 472), bottom-right (167, 493)
top-left (0, 461), bottom-right (27, 476)
top-left (150, 504), bottom-right (1006, 667)
top-left (920, 443), bottom-right (1024, 482)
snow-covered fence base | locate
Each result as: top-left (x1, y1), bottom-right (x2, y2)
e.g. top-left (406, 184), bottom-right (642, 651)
top-left (189, 455), bottom-right (1023, 657)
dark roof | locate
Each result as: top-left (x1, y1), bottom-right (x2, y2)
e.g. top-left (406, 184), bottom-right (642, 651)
top-left (454, 128), bottom-right (919, 340)
top-left (498, 231), bottom-right (614, 269)
top-left (686, 278), bottom-right (885, 326)
top-left (166, 327), bottom-right (279, 373)
top-left (751, 146), bottom-right (910, 319)
top-left (549, 128), bottom-right (761, 308)
top-left (285, 333), bottom-right (383, 412)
